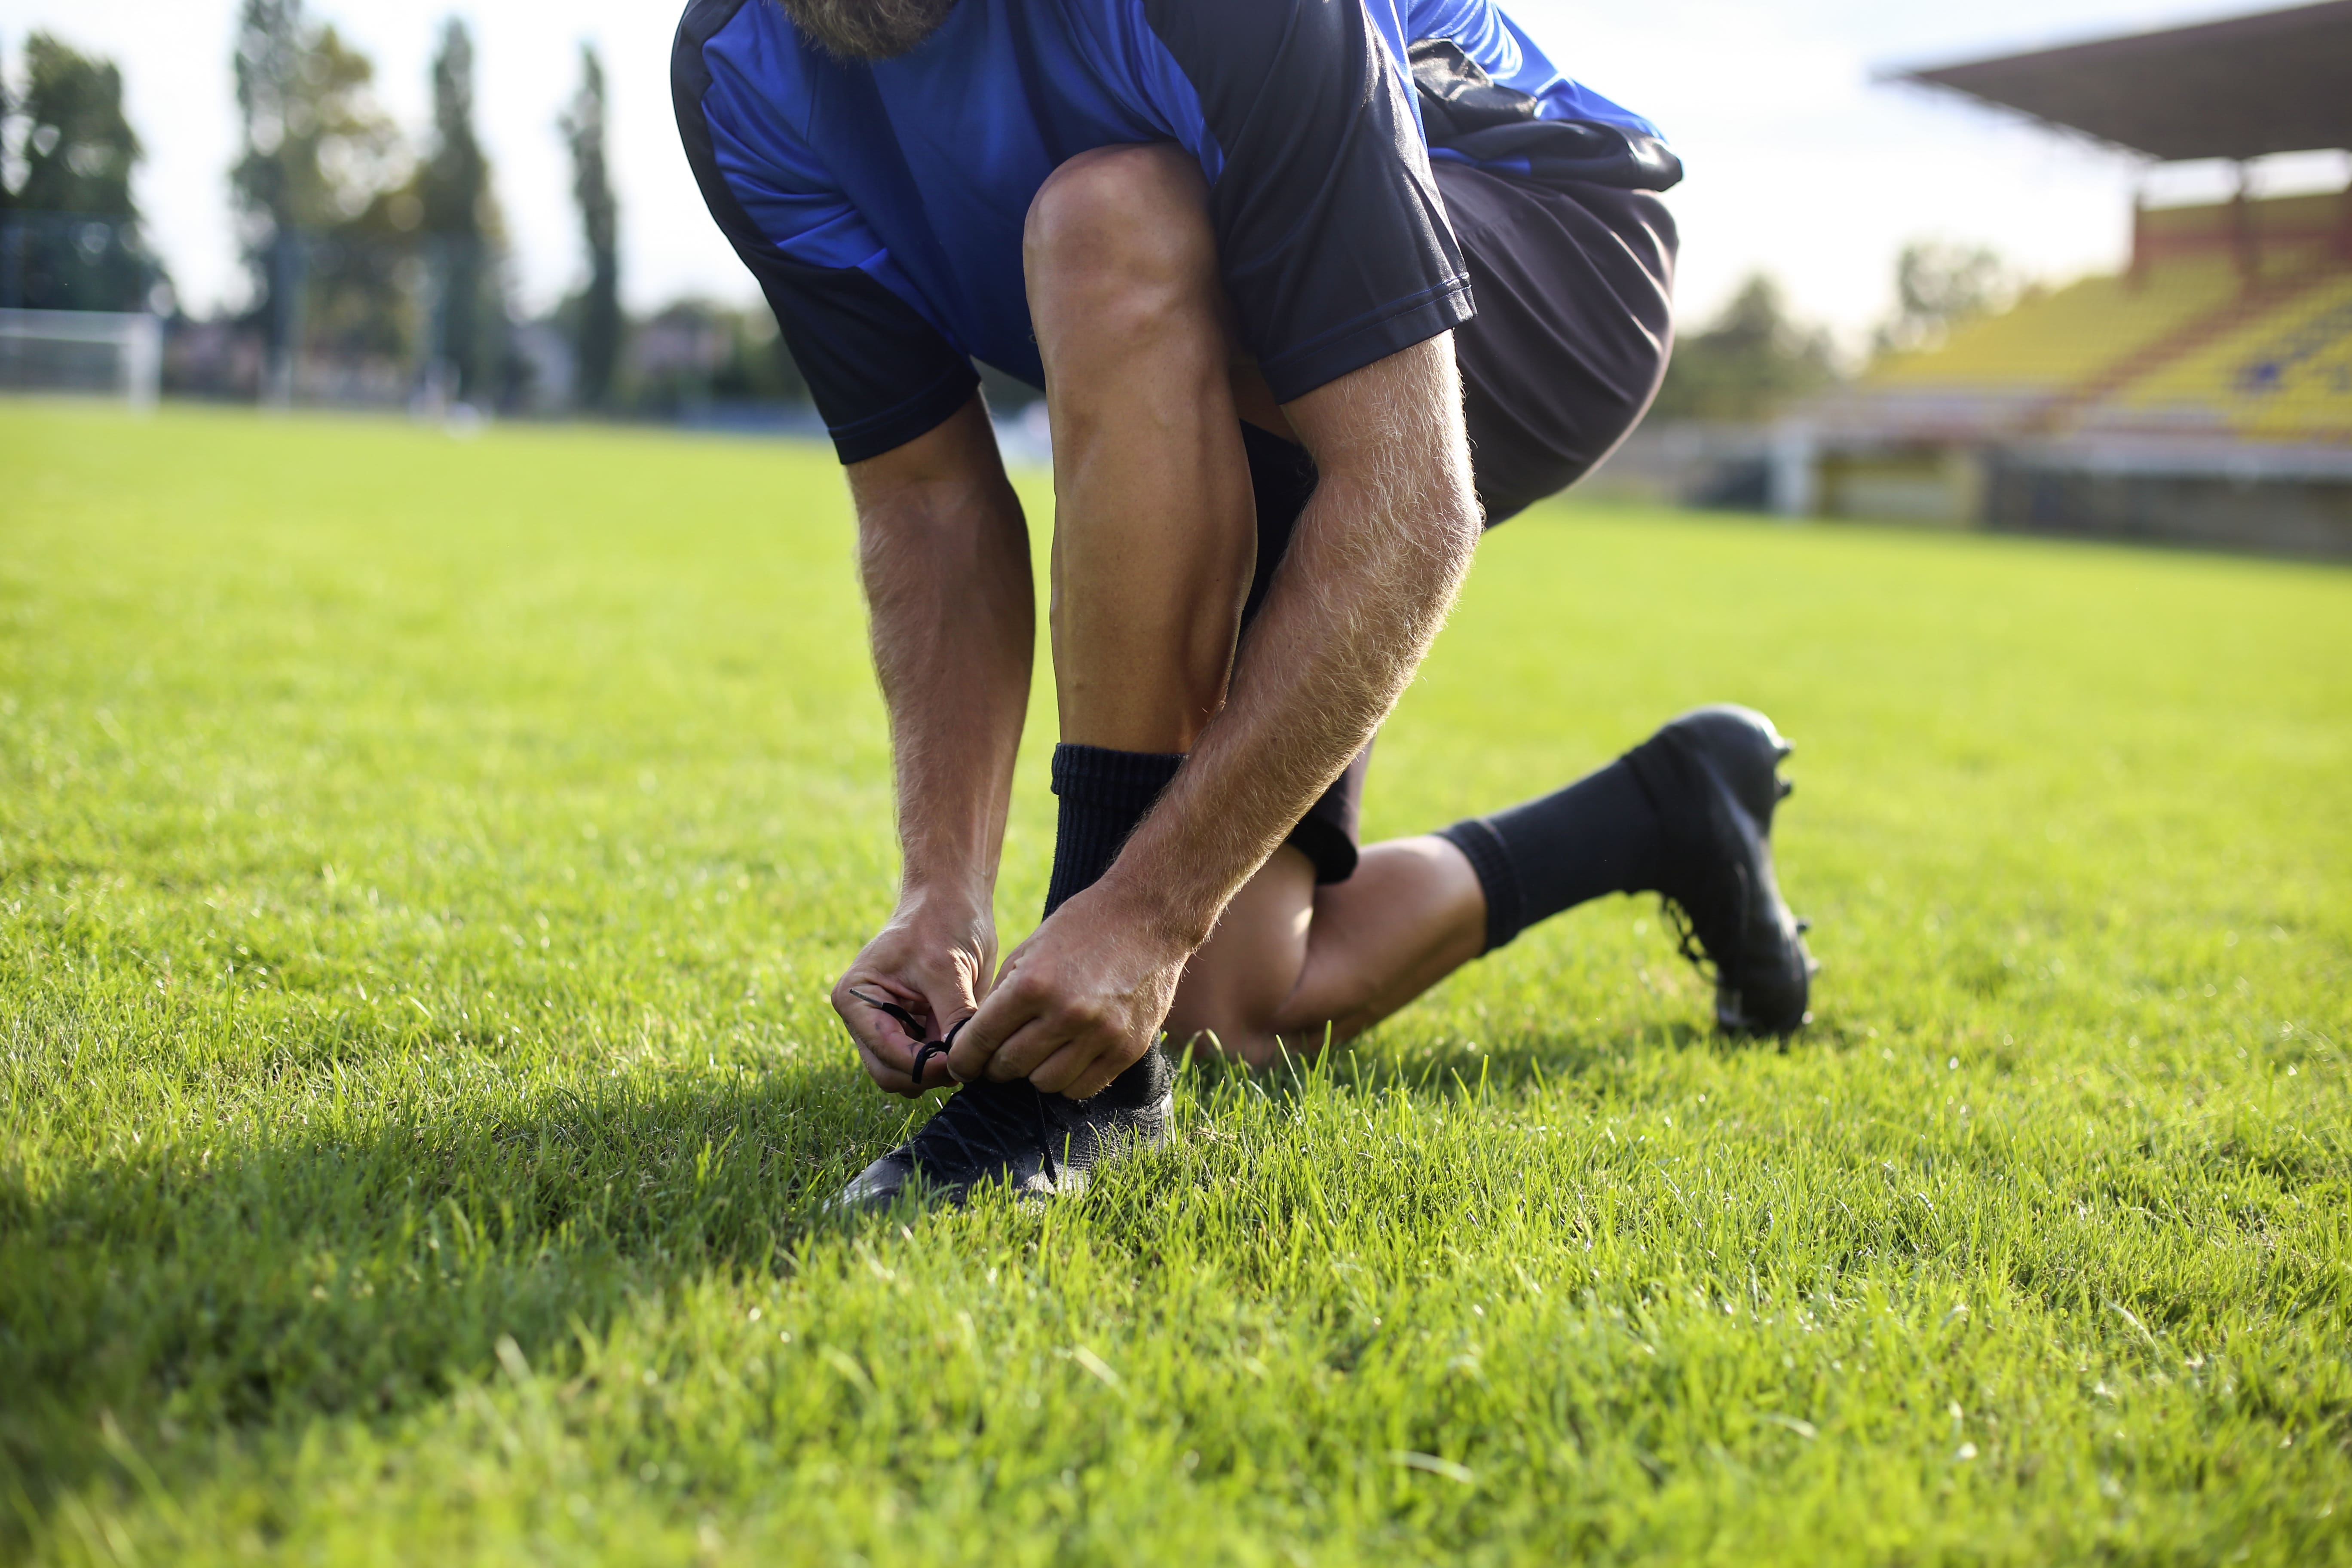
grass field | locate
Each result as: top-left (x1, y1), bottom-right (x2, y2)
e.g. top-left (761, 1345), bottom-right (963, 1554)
top-left (2, 401), bottom-right (2348, 1565)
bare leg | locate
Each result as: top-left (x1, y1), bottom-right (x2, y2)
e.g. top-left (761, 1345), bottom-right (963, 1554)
top-left (1025, 145), bottom-right (1253, 753)
top-left (1025, 143), bottom-right (1491, 1066)
top-left (1166, 839), bottom-right (1487, 1068)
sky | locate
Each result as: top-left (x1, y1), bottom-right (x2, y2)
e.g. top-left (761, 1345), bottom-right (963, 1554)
top-left (4, 0), bottom-right (2349, 348)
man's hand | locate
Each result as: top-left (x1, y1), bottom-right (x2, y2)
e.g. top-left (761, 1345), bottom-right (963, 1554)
top-left (946, 879), bottom-right (1187, 1098)
top-left (830, 396), bottom-right (1034, 1097)
top-left (832, 891), bottom-right (997, 1096)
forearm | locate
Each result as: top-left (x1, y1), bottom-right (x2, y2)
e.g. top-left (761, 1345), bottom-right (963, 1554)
top-left (848, 399), bottom-right (1035, 905)
top-left (1104, 340), bottom-right (1481, 947)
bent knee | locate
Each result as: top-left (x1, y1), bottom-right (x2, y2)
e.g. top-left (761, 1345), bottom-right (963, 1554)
top-left (1023, 143), bottom-right (1216, 308)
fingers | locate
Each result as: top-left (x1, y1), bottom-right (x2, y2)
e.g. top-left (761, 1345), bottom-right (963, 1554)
top-left (950, 980), bottom-right (1144, 1094)
top-left (1072, 1033), bottom-right (1153, 1099)
top-left (950, 973), bottom-right (1087, 1084)
top-left (941, 903), bottom-right (1186, 1097)
top-left (833, 978), bottom-right (916, 1067)
top-left (855, 1037), bottom-right (959, 1098)
top-left (833, 976), bottom-right (957, 1097)
top-left (830, 906), bottom-right (1001, 1098)
top-left (945, 983), bottom-right (1019, 1083)
top-left (982, 1018), bottom-right (1063, 1083)
top-left (1027, 1032), bottom-right (1143, 1098)
top-left (853, 1037), bottom-right (925, 1098)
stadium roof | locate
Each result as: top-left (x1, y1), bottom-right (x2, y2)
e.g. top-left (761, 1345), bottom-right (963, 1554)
top-left (1890, 1), bottom-right (2352, 162)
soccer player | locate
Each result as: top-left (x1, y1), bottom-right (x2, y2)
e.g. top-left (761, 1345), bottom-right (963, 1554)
top-left (674, 0), bottom-right (1816, 1208)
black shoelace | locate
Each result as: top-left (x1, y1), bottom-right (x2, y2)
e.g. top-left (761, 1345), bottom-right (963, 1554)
top-left (1660, 882), bottom-right (1807, 994)
top-left (848, 987), bottom-right (967, 1087)
top-left (849, 989), bottom-right (1067, 1185)
top-left (1660, 894), bottom-right (1720, 985)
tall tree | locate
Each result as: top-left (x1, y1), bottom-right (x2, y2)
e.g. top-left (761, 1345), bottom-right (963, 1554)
top-left (233, 0), bottom-right (307, 379)
top-left (16, 34), bottom-right (139, 217)
top-left (419, 19), bottom-right (504, 398)
top-left (233, 2), bottom-right (405, 390)
top-left (3, 39), bottom-right (19, 306)
top-left (1, 36), bottom-right (15, 222)
top-left (559, 43), bottom-right (622, 408)
top-left (6, 33), bottom-right (160, 311)
top-left (1648, 275), bottom-right (1840, 423)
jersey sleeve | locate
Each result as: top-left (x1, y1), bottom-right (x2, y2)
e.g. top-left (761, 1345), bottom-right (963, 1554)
top-left (673, 0), bottom-right (977, 463)
top-left (1134, 0), bottom-right (1474, 404)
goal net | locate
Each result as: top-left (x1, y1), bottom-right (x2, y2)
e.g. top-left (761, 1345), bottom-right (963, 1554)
top-left (0, 309), bottom-right (162, 410)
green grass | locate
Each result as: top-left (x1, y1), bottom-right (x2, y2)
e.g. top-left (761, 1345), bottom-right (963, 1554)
top-left (2, 401), bottom-right (2348, 1565)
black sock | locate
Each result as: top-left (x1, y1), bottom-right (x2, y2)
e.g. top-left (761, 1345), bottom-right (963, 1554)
top-left (1041, 743), bottom-right (1185, 1106)
top-left (1044, 743), bottom-right (1185, 917)
top-left (1436, 756), bottom-right (1666, 953)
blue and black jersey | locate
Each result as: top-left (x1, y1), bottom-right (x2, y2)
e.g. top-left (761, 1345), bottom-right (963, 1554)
top-left (673, 0), bottom-right (1675, 462)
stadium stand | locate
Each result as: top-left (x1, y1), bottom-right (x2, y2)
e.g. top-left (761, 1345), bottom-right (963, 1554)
top-left (1644, 3), bottom-right (2352, 555)
top-left (1866, 260), bottom-right (2243, 406)
top-left (1859, 201), bottom-right (2350, 445)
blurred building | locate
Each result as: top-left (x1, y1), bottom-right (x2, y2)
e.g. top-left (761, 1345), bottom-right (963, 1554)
top-left (1615, 1), bottom-right (2352, 557)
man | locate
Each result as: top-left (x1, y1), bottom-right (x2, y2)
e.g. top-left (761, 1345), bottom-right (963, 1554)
top-left (674, 0), bottom-right (1815, 1208)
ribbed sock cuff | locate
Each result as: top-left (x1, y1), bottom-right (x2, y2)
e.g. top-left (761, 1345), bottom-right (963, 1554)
top-left (1436, 817), bottom-right (1524, 954)
top-left (1043, 743), bottom-right (1185, 919)
top-left (1044, 744), bottom-right (1185, 1108)
top-left (1439, 755), bottom-right (1667, 956)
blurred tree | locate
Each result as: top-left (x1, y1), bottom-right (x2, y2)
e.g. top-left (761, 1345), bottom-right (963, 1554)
top-left (233, 0), bottom-right (308, 389)
top-left (3, 33), bottom-right (163, 312)
top-left (1875, 239), bottom-right (2018, 356)
top-left (617, 299), bottom-right (807, 415)
top-left (419, 19), bottom-right (508, 400)
top-left (233, 0), bottom-right (407, 392)
top-left (1648, 274), bottom-right (1839, 423)
top-left (18, 35), bottom-right (138, 216)
top-left (305, 182), bottom-right (423, 367)
top-left (710, 306), bottom-right (808, 405)
top-left (560, 43), bottom-right (622, 409)
top-left (1, 36), bottom-right (14, 220)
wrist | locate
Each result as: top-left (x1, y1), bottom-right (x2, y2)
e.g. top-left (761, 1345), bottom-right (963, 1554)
top-left (892, 877), bottom-right (995, 937)
top-left (897, 830), bottom-right (1001, 909)
top-left (1089, 858), bottom-right (1219, 956)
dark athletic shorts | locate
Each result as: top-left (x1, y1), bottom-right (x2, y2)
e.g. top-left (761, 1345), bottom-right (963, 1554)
top-left (1249, 166), bottom-right (1677, 882)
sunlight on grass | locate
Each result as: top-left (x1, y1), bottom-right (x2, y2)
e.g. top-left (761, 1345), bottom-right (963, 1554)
top-left (2, 403), bottom-right (2347, 1563)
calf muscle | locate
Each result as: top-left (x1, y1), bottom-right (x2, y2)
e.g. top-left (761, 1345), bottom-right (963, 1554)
top-left (1111, 338), bottom-right (1482, 954)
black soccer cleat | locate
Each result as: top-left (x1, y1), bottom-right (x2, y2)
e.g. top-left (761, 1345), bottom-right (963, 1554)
top-left (834, 1047), bottom-right (1175, 1212)
top-left (1623, 704), bottom-right (1817, 1035)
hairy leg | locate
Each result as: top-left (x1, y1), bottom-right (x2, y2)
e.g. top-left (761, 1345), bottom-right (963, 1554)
top-left (1026, 142), bottom-right (1489, 1066)
top-left (1025, 144), bottom-right (1254, 752)
top-left (1166, 839), bottom-right (1487, 1068)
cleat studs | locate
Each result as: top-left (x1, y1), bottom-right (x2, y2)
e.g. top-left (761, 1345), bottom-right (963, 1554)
top-left (1777, 778), bottom-right (1795, 799)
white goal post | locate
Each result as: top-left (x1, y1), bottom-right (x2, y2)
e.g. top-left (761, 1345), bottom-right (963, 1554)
top-left (0, 309), bottom-right (163, 410)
